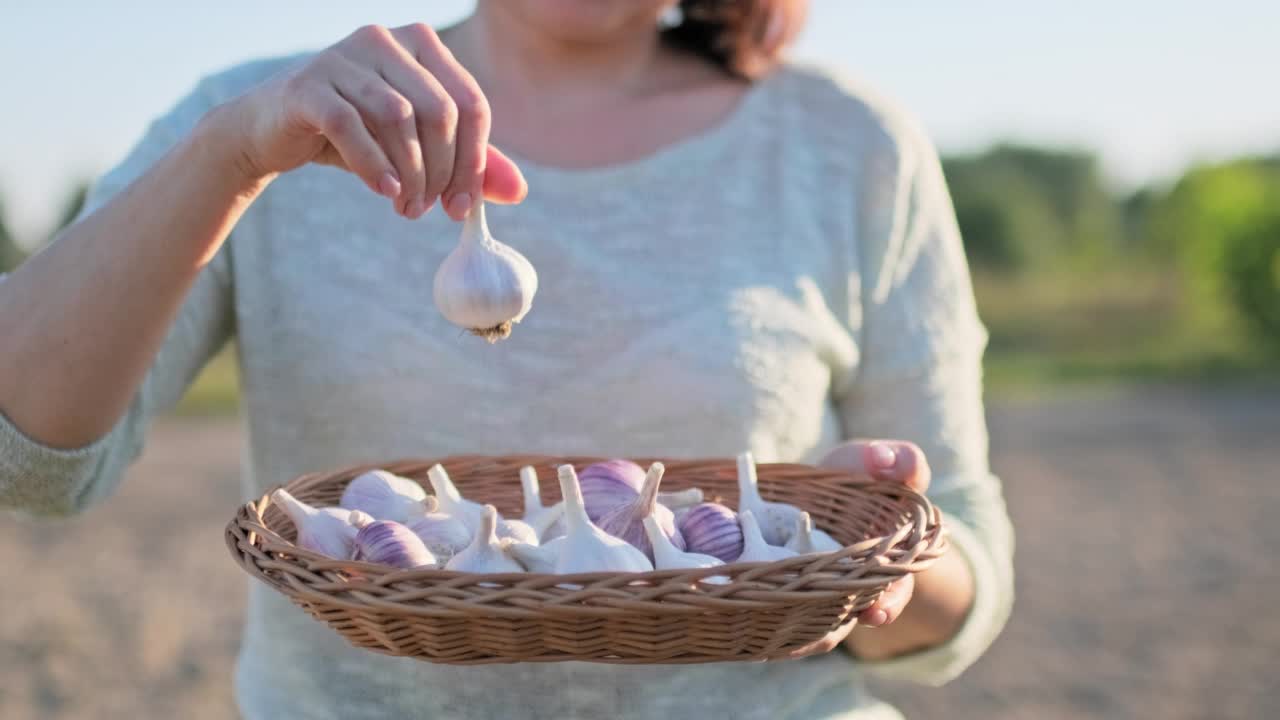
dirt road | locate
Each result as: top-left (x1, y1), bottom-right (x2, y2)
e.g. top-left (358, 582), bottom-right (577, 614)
top-left (2, 385), bottom-right (1277, 719)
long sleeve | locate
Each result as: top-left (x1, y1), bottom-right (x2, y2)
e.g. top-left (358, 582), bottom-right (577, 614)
top-left (836, 117), bottom-right (1015, 686)
top-left (0, 79), bottom-right (235, 517)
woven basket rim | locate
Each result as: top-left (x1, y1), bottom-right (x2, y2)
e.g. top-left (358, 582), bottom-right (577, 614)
top-left (231, 455), bottom-right (945, 585)
top-left (224, 454), bottom-right (949, 663)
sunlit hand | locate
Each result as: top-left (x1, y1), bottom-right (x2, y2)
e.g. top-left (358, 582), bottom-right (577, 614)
top-left (822, 440), bottom-right (930, 627)
top-left (217, 23), bottom-right (527, 221)
top-left (770, 440), bottom-right (930, 660)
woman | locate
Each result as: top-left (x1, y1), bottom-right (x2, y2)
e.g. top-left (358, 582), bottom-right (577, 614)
top-left (0, 1), bottom-right (1013, 718)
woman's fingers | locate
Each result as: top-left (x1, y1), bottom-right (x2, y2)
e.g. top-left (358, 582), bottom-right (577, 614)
top-left (859, 574), bottom-right (916, 627)
top-left (819, 439), bottom-right (931, 493)
top-left (482, 146), bottom-right (528, 204)
top-left (394, 24), bottom-right (490, 220)
top-left (326, 55), bottom-right (424, 216)
top-left (278, 24), bottom-right (524, 215)
top-left (289, 75), bottom-right (399, 199)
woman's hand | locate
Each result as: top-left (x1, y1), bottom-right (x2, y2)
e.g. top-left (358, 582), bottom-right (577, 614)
top-left (771, 440), bottom-right (930, 660)
top-left (220, 23), bottom-right (527, 220)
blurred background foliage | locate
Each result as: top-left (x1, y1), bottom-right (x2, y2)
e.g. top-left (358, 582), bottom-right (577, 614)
top-left (2, 144), bottom-right (1277, 413)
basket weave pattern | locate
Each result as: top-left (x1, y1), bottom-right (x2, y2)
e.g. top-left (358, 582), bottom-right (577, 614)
top-left (226, 456), bottom-right (948, 664)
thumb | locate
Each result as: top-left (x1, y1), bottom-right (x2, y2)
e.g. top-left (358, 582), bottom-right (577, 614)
top-left (819, 440), bottom-right (930, 493)
top-left (481, 146), bottom-right (528, 205)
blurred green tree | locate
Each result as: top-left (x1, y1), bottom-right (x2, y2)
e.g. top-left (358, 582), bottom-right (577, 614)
top-left (944, 144), bottom-right (1122, 271)
top-left (1145, 158), bottom-right (1280, 344)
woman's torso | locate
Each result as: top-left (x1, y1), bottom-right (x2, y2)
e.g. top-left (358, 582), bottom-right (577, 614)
top-left (217, 56), bottom-right (903, 720)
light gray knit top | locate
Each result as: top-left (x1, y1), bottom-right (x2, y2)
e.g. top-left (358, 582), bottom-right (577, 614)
top-left (1, 54), bottom-right (1013, 720)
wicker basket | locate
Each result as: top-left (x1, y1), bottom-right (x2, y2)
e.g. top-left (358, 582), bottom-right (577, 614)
top-left (225, 456), bottom-right (948, 665)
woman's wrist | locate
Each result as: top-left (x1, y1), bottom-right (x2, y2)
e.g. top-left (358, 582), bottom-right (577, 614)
top-left (190, 101), bottom-right (276, 202)
top-left (844, 547), bottom-right (975, 661)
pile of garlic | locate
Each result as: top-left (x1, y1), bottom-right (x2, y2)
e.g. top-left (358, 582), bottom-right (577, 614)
top-left (272, 453), bottom-right (842, 576)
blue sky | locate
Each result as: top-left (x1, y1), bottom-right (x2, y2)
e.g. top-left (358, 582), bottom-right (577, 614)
top-left (1, 1), bottom-right (1276, 245)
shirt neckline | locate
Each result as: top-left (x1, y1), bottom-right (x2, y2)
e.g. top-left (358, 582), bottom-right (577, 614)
top-left (496, 69), bottom-right (779, 189)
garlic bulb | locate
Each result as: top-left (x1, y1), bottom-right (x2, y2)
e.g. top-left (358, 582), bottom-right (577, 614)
top-left (644, 516), bottom-right (725, 577)
top-left (432, 199), bottom-right (538, 342)
top-left (736, 452), bottom-right (802, 546)
top-left (553, 465), bottom-right (654, 574)
top-left (735, 510), bottom-right (799, 563)
top-left (350, 513), bottom-right (437, 569)
top-left (272, 489), bottom-right (360, 559)
top-left (577, 459), bottom-right (647, 522)
top-left (785, 511), bottom-right (843, 555)
top-left (519, 466), bottom-right (566, 540)
top-left (497, 518), bottom-right (540, 545)
top-left (577, 459), bottom-right (702, 522)
top-left (405, 511), bottom-right (472, 563)
top-left (445, 505), bottom-right (525, 574)
top-left (426, 464), bottom-right (485, 531)
top-left (339, 469), bottom-right (430, 523)
top-left (506, 536), bottom-right (565, 574)
top-left (596, 462), bottom-right (685, 561)
top-left (658, 487), bottom-right (704, 511)
top-left (677, 502), bottom-right (744, 563)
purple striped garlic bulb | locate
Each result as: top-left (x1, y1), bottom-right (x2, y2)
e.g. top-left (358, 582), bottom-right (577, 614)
top-left (677, 502), bottom-right (744, 563)
top-left (595, 462), bottom-right (685, 561)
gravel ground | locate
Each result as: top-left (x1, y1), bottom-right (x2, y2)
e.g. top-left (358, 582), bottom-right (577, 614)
top-left (2, 384), bottom-right (1277, 719)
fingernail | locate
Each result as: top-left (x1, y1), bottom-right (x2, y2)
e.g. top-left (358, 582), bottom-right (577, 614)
top-left (407, 198), bottom-right (426, 219)
top-left (867, 609), bottom-right (888, 627)
top-left (869, 442), bottom-right (897, 471)
top-left (448, 192), bottom-right (473, 219)
top-left (378, 172), bottom-right (401, 199)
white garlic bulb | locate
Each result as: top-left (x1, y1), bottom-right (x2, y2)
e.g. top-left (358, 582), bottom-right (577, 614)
top-left (271, 489), bottom-right (360, 560)
top-left (785, 511), bottom-right (843, 555)
top-left (497, 518), bottom-right (540, 545)
top-left (736, 510), bottom-right (799, 564)
top-left (506, 536), bottom-right (565, 574)
top-left (426, 464), bottom-right (485, 531)
top-left (658, 487), bottom-right (704, 512)
top-left (432, 200), bottom-right (538, 342)
top-left (445, 505), bottom-right (525, 574)
top-left (554, 465), bottom-right (654, 574)
top-left (643, 516), bottom-right (726, 583)
top-left (339, 469), bottom-right (430, 523)
top-left (519, 466), bottom-right (566, 540)
top-left (736, 452), bottom-right (803, 546)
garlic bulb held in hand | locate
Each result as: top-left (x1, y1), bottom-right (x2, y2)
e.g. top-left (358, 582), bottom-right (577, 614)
top-left (736, 452), bottom-right (802, 546)
top-left (596, 462), bottom-right (685, 561)
top-left (554, 465), bottom-right (653, 574)
top-left (433, 200), bottom-right (537, 342)
top-left (507, 536), bottom-right (565, 574)
top-left (340, 470), bottom-right (430, 523)
top-left (678, 502), bottom-right (744, 563)
top-left (520, 466), bottom-right (566, 540)
top-left (350, 512), bottom-right (437, 569)
top-left (644, 516), bottom-right (725, 578)
top-left (785, 511), bottom-right (843, 555)
top-left (272, 489), bottom-right (360, 559)
top-left (736, 510), bottom-right (799, 563)
top-left (445, 505), bottom-right (525, 574)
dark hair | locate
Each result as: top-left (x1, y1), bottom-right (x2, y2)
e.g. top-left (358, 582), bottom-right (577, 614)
top-left (661, 0), bottom-right (809, 79)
